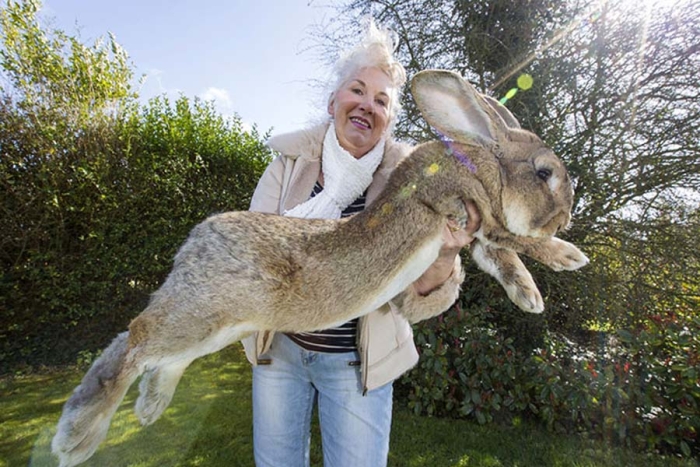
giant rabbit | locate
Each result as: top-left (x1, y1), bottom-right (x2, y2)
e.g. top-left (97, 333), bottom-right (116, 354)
top-left (52, 70), bottom-right (588, 466)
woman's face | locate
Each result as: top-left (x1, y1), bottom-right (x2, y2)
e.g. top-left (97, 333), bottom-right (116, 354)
top-left (328, 67), bottom-right (393, 158)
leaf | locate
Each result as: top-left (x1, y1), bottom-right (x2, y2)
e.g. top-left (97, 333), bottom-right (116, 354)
top-left (617, 329), bottom-right (633, 342)
top-left (470, 389), bottom-right (482, 405)
top-left (680, 440), bottom-right (691, 457)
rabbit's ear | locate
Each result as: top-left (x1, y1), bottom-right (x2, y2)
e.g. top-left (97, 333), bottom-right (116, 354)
top-left (411, 70), bottom-right (506, 145)
top-left (481, 95), bottom-right (522, 130)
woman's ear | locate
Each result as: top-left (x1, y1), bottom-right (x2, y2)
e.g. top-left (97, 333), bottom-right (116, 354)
top-left (327, 94), bottom-right (336, 118)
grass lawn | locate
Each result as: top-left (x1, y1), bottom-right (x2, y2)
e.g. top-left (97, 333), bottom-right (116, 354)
top-left (1, 345), bottom-right (696, 467)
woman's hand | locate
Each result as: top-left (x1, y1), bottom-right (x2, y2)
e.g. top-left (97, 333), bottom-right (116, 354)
top-left (413, 200), bottom-right (481, 296)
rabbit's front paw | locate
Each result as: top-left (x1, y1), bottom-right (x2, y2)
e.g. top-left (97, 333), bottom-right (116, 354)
top-left (529, 237), bottom-right (589, 272)
top-left (504, 280), bottom-right (544, 314)
top-left (472, 242), bottom-right (545, 313)
top-left (549, 239), bottom-right (589, 271)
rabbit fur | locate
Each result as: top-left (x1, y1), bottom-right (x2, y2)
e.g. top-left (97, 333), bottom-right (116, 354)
top-left (51, 69), bottom-right (588, 466)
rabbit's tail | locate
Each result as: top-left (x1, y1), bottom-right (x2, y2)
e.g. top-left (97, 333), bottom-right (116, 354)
top-left (52, 331), bottom-right (142, 467)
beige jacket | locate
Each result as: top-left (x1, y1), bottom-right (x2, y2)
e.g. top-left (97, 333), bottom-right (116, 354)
top-left (241, 123), bottom-right (464, 392)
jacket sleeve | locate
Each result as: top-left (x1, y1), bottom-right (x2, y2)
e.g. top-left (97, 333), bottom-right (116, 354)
top-left (249, 154), bottom-right (286, 214)
top-left (242, 155), bottom-right (287, 365)
top-left (389, 255), bottom-right (465, 324)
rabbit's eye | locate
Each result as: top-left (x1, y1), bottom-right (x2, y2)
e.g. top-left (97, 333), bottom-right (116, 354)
top-left (536, 169), bottom-right (552, 181)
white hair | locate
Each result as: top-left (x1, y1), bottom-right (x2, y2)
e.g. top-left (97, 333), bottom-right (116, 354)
top-left (328, 20), bottom-right (407, 129)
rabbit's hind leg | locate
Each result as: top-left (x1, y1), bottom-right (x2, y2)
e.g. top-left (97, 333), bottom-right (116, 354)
top-left (135, 359), bottom-right (191, 426)
top-left (52, 332), bottom-right (142, 467)
top-left (134, 323), bottom-right (252, 426)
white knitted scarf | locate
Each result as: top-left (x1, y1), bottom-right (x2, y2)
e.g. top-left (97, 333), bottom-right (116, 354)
top-left (284, 122), bottom-right (385, 219)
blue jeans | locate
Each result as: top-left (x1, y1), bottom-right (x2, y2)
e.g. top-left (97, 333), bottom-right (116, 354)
top-left (252, 334), bottom-right (393, 467)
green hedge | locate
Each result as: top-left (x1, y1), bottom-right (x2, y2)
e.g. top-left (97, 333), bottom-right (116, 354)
top-left (0, 95), bottom-right (272, 372)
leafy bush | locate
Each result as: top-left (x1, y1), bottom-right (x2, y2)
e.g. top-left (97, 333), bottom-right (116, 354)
top-left (400, 304), bottom-right (700, 458)
top-left (0, 0), bottom-right (273, 372)
top-left (614, 313), bottom-right (700, 457)
top-left (0, 95), bottom-right (272, 373)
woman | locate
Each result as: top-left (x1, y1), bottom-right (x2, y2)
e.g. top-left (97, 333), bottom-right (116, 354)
top-left (242, 22), bottom-right (480, 467)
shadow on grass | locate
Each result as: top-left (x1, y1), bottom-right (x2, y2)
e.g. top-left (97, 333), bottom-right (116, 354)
top-left (3, 343), bottom-right (327, 467)
top-left (2, 345), bottom-right (256, 467)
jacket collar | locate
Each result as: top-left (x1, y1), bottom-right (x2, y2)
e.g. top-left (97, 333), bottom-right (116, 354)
top-left (267, 121), bottom-right (411, 208)
top-left (267, 123), bottom-right (327, 161)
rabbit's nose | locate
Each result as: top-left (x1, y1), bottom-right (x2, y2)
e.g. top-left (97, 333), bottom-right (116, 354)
top-left (557, 213), bottom-right (571, 232)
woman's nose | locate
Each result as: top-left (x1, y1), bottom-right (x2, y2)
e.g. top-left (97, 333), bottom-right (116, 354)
top-left (359, 96), bottom-right (374, 114)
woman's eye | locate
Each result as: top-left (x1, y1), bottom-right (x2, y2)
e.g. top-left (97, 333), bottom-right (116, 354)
top-left (376, 99), bottom-right (388, 107)
top-left (352, 88), bottom-right (363, 95)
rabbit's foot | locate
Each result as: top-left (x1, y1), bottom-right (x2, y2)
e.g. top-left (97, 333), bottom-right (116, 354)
top-left (472, 242), bottom-right (545, 313)
top-left (504, 276), bottom-right (544, 314)
top-left (53, 412), bottom-right (112, 467)
top-left (529, 238), bottom-right (589, 272)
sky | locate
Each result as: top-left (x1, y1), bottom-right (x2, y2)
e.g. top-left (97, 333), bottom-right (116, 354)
top-left (41, 0), bottom-right (336, 136)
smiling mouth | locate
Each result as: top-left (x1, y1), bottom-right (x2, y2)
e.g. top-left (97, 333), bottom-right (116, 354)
top-left (350, 116), bottom-right (371, 129)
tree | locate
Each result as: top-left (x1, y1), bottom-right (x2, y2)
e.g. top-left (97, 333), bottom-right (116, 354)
top-left (0, 0), bottom-right (136, 119)
top-left (529, 0), bottom-right (700, 330)
top-left (314, 0), bottom-right (700, 335)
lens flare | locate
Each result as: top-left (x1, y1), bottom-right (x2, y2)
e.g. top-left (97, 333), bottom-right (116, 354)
top-left (517, 74), bottom-right (534, 90)
top-left (499, 74), bottom-right (534, 105)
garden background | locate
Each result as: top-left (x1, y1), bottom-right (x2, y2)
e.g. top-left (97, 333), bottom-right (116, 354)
top-left (1, 0), bottom-right (698, 463)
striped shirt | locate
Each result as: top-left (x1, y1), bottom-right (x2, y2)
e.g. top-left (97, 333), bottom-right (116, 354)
top-left (286, 181), bottom-right (366, 353)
